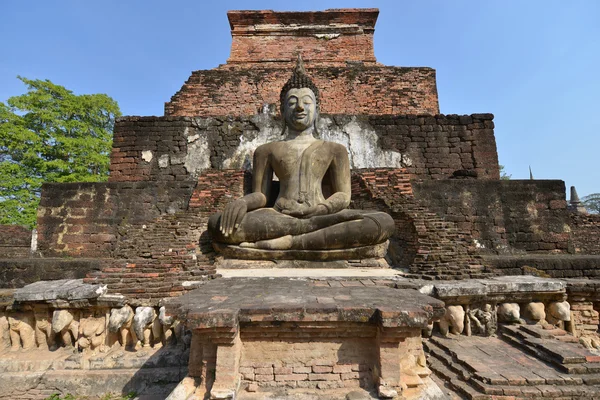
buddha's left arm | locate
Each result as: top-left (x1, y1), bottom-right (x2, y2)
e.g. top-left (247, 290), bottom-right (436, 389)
top-left (319, 146), bottom-right (351, 214)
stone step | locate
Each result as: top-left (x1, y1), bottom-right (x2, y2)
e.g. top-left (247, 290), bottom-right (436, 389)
top-left (427, 356), bottom-right (493, 400)
top-left (427, 337), bottom-right (600, 399)
top-left (424, 340), bottom-right (473, 382)
top-left (499, 325), bottom-right (600, 374)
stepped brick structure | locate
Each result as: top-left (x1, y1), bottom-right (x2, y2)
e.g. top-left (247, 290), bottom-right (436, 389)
top-left (1, 7), bottom-right (600, 400)
top-left (165, 9), bottom-right (439, 117)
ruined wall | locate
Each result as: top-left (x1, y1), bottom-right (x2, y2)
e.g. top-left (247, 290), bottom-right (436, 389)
top-left (37, 181), bottom-right (195, 257)
top-left (109, 114), bottom-right (499, 183)
top-left (412, 180), bottom-right (571, 253)
top-left (570, 213), bottom-right (600, 254)
top-left (165, 8), bottom-right (439, 117)
top-left (0, 259), bottom-right (103, 288)
top-left (0, 225), bottom-right (31, 258)
top-left (487, 255), bottom-right (600, 278)
top-left (165, 66), bottom-right (439, 117)
top-left (226, 9), bottom-right (379, 65)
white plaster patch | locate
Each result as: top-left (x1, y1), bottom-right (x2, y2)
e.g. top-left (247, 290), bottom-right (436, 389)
top-left (222, 114), bottom-right (281, 170)
top-left (158, 154), bottom-right (169, 168)
top-left (187, 134), bottom-right (200, 143)
top-left (170, 154), bottom-right (185, 165)
top-left (474, 239), bottom-right (485, 249)
top-left (184, 135), bottom-right (211, 176)
top-left (315, 33), bottom-right (340, 40)
top-left (320, 116), bottom-right (408, 169)
top-left (141, 150), bottom-right (153, 163)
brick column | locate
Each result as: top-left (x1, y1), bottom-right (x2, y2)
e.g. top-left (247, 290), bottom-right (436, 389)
top-left (376, 327), bottom-right (402, 397)
top-left (210, 331), bottom-right (242, 399)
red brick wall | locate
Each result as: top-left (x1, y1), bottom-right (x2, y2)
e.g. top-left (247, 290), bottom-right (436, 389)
top-left (227, 9), bottom-right (378, 65)
top-left (412, 180), bottom-right (571, 253)
top-left (109, 114), bottom-right (499, 184)
top-left (570, 213), bottom-right (600, 254)
top-left (165, 66), bottom-right (439, 117)
top-left (165, 9), bottom-right (439, 116)
top-left (0, 225), bottom-right (31, 258)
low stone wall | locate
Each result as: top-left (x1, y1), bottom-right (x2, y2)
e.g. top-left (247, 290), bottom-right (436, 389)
top-left (0, 258), bottom-right (103, 289)
top-left (108, 113), bottom-right (499, 183)
top-left (486, 255), bottom-right (600, 279)
top-left (412, 179), bottom-right (570, 253)
top-left (0, 225), bottom-right (31, 258)
top-left (570, 213), bottom-right (600, 254)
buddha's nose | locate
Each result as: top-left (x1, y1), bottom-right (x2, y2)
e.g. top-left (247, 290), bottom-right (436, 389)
top-left (296, 102), bottom-right (304, 111)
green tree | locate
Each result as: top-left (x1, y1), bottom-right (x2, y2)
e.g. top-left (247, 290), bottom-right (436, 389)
top-left (0, 77), bottom-right (121, 228)
top-left (499, 164), bottom-right (511, 180)
top-left (582, 193), bottom-right (600, 214)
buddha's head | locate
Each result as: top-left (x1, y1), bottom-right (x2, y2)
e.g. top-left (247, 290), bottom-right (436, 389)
top-left (280, 55), bottom-right (319, 134)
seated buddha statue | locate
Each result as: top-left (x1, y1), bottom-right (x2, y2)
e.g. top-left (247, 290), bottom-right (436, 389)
top-left (208, 56), bottom-right (394, 259)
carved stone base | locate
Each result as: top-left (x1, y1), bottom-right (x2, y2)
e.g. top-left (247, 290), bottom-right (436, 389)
top-left (213, 241), bottom-right (389, 261)
top-left (164, 277), bottom-right (444, 399)
top-left (215, 257), bottom-right (390, 269)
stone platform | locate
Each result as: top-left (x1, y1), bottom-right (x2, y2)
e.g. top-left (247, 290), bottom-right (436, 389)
top-left (165, 277), bottom-right (446, 399)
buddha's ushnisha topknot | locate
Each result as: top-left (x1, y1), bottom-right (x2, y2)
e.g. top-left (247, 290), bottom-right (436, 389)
top-left (280, 54), bottom-right (320, 114)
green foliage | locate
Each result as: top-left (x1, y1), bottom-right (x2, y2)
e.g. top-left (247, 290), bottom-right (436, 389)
top-left (499, 164), bottom-right (511, 180)
top-left (0, 76), bottom-right (121, 228)
top-left (582, 193), bottom-right (600, 214)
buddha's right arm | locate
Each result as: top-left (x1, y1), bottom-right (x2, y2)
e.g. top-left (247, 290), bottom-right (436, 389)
top-left (242, 192), bottom-right (268, 211)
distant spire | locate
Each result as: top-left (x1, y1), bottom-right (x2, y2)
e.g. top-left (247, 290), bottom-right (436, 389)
top-left (570, 186), bottom-right (581, 204)
top-left (568, 186), bottom-right (588, 214)
top-left (529, 166), bottom-right (534, 180)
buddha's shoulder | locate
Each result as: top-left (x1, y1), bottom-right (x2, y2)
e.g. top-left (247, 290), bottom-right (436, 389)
top-left (320, 140), bottom-right (348, 154)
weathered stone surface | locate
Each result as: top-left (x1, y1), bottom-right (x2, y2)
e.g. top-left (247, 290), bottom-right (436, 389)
top-left (438, 305), bottom-right (465, 336)
top-left (497, 303), bottom-right (521, 323)
top-left (547, 301), bottom-right (571, 323)
top-left (522, 302), bottom-right (546, 322)
top-left (165, 277), bottom-right (444, 329)
top-left (14, 279), bottom-right (106, 302)
top-left (0, 258), bottom-right (103, 289)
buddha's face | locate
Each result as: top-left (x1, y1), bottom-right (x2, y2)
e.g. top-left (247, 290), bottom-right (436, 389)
top-left (283, 88), bottom-right (317, 131)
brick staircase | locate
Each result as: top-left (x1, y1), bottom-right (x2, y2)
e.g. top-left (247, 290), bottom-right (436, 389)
top-left (425, 332), bottom-right (600, 399)
top-left (499, 324), bottom-right (600, 374)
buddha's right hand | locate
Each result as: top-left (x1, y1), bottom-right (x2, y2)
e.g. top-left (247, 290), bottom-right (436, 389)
top-left (220, 199), bottom-right (247, 237)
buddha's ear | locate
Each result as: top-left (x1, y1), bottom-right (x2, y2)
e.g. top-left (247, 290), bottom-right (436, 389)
top-left (313, 110), bottom-right (320, 137)
top-left (280, 119), bottom-right (287, 136)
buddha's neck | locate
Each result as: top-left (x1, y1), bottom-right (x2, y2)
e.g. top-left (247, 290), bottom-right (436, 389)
top-left (286, 127), bottom-right (316, 142)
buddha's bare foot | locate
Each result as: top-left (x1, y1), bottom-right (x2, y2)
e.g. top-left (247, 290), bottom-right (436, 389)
top-left (254, 235), bottom-right (293, 250)
top-left (239, 242), bottom-right (257, 248)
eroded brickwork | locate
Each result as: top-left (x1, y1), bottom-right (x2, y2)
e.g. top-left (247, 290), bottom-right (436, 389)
top-left (227, 9), bottom-right (378, 65)
top-left (109, 114), bottom-right (499, 183)
top-left (165, 9), bottom-right (439, 116)
top-left (37, 182), bottom-right (195, 258)
top-left (165, 67), bottom-right (439, 117)
top-left (240, 323), bottom-right (376, 390)
top-left (570, 213), bottom-right (600, 254)
top-left (0, 225), bottom-right (31, 258)
top-left (412, 180), bottom-right (571, 253)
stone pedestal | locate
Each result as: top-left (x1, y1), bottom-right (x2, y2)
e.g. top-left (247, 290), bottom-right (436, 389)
top-left (165, 277), bottom-right (444, 399)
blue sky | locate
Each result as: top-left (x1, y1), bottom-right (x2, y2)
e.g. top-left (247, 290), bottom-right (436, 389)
top-left (1, 1), bottom-right (599, 197)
